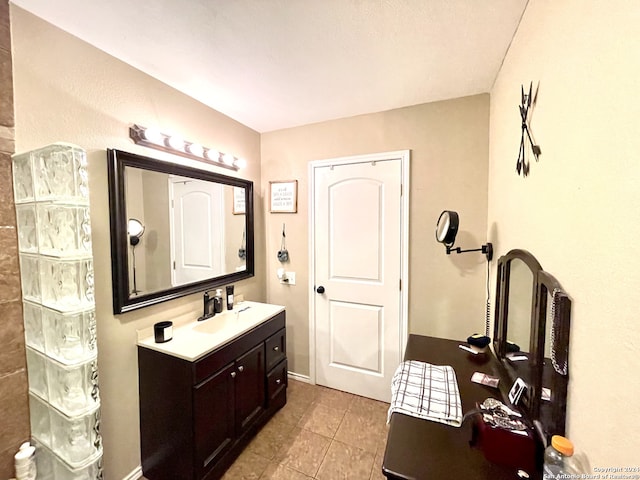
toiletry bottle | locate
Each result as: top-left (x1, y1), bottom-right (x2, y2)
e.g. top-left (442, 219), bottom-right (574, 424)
top-left (214, 289), bottom-right (223, 313)
top-left (226, 285), bottom-right (234, 310)
top-left (14, 441), bottom-right (36, 480)
top-left (543, 436), bottom-right (590, 477)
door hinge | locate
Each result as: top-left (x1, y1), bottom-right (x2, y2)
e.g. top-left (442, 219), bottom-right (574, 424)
top-left (399, 279), bottom-right (402, 291)
top-left (173, 261), bottom-right (176, 270)
top-left (400, 184), bottom-right (403, 196)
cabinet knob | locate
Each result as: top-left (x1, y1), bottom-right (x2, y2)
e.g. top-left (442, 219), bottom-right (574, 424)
top-left (231, 371), bottom-right (236, 378)
top-left (276, 379), bottom-right (281, 385)
top-left (273, 346), bottom-right (279, 352)
top-left (238, 365), bottom-right (244, 372)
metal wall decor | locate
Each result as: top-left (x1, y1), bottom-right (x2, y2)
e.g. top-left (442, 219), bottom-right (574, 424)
top-left (516, 82), bottom-right (542, 176)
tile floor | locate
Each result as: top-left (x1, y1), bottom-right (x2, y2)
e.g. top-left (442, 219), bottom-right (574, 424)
top-left (141, 380), bottom-right (389, 480)
top-left (232, 380), bottom-right (389, 480)
top-left (223, 379), bottom-right (390, 480)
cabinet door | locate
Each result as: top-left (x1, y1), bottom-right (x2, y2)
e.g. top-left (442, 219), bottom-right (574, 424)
top-left (234, 343), bottom-right (266, 436)
top-left (194, 362), bottom-right (235, 477)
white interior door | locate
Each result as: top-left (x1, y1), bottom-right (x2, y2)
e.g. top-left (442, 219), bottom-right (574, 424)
top-left (312, 155), bottom-right (406, 402)
top-left (170, 178), bottom-right (225, 286)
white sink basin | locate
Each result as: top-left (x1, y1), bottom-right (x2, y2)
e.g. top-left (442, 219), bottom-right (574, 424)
top-left (193, 309), bottom-right (251, 334)
top-left (137, 301), bottom-right (285, 361)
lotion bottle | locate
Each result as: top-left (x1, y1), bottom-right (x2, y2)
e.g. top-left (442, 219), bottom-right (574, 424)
top-left (226, 285), bottom-right (234, 310)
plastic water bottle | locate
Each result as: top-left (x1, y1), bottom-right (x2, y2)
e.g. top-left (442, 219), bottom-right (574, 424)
top-left (543, 436), bottom-right (590, 478)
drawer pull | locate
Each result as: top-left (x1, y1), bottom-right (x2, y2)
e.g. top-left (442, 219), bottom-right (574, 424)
top-left (231, 371), bottom-right (236, 378)
top-left (238, 365), bottom-right (244, 372)
top-left (273, 346), bottom-right (279, 351)
top-left (276, 379), bottom-right (281, 385)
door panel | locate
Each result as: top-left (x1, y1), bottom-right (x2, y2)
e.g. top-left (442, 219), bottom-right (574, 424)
top-left (314, 158), bottom-right (402, 402)
top-left (330, 179), bottom-right (383, 281)
top-left (170, 178), bottom-right (224, 286)
top-left (329, 301), bottom-right (382, 374)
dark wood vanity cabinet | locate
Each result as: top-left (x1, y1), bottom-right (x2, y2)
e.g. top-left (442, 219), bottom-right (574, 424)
top-left (138, 311), bottom-right (286, 480)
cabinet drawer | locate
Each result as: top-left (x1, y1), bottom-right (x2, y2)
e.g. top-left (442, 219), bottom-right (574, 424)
top-left (265, 328), bottom-right (286, 371)
top-left (267, 359), bottom-right (287, 405)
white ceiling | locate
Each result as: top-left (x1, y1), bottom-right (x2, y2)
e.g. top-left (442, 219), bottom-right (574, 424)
top-left (11, 0), bottom-right (528, 133)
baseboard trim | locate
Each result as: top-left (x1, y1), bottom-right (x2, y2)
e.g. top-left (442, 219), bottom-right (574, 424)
top-left (122, 466), bottom-right (143, 480)
top-left (287, 371), bottom-right (311, 383)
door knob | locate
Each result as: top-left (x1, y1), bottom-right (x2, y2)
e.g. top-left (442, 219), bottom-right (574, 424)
top-left (230, 371), bottom-right (236, 378)
top-left (316, 286), bottom-right (325, 294)
top-left (238, 365), bottom-right (244, 372)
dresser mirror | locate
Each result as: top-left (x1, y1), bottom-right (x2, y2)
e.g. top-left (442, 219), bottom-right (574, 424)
top-left (494, 249), bottom-right (542, 359)
top-left (536, 271), bottom-right (571, 440)
top-left (107, 149), bottom-right (254, 314)
top-left (505, 259), bottom-right (537, 354)
top-left (493, 249), bottom-right (571, 444)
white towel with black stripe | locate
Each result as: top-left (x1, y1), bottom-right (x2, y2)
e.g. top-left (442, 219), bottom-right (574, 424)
top-left (387, 360), bottom-right (463, 427)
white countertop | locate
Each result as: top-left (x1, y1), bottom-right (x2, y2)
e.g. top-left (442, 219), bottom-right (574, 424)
top-left (137, 301), bottom-right (285, 362)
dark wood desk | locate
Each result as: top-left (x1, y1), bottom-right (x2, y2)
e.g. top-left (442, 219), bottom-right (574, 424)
top-left (382, 335), bottom-right (541, 480)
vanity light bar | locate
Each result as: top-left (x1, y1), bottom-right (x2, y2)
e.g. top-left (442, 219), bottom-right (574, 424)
top-left (129, 124), bottom-right (244, 171)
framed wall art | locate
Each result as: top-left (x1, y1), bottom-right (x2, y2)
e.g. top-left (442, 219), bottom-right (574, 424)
top-left (233, 186), bottom-right (246, 214)
top-left (270, 180), bottom-right (298, 213)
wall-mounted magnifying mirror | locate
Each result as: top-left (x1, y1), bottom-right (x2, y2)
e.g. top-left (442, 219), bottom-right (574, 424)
top-left (128, 218), bottom-right (145, 245)
top-left (435, 209), bottom-right (493, 261)
top-left (435, 210), bottom-right (459, 245)
top-left (127, 218), bottom-right (145, 295)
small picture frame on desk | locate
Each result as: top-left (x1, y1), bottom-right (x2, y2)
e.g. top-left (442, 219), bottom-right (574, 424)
top-left (508, 377), bottom-right (528, 406)
top-left (270, 180), bottom-right (298, 213)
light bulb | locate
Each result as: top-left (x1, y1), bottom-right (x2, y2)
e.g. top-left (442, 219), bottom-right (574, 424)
top-left (223, 153), bottom-right (235, 166)
top-left (205, 149), bottom-right (220, 162)
top-left (187, 143), bottom-right (204, 157)
top-left (167, 135), bottom-right (185, 151)
top-left (235, 158), bottom-right (247, 169)
top-left (142, 127), bottom-right (162, 144)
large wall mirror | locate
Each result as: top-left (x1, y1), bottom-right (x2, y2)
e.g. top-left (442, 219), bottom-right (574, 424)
top-left (107, 149), bottom-right (254, 314)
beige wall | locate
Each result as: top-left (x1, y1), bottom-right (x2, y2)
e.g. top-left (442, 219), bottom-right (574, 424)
top-left (488, 0), bottom-right (640, 467)
top-left (11, 7), bottom-right (265, 479)
top-left (261, 95), bottom-right (490, 376)
top-left (0, 0), bottom-right (30, 477)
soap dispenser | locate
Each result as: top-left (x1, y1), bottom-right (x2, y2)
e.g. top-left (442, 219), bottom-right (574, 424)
top-left (213, 289), bottom-right (223, 314)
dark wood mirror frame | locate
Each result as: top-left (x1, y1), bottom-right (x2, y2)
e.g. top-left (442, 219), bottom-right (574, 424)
top-left (493, 249), bottom-right (542, 359)
top-left (493, 249), bottom-right (570, 443)
top-left (107, 148), bottom-right (255, 314)
top-left (535, 270), bottom-right (571, 440)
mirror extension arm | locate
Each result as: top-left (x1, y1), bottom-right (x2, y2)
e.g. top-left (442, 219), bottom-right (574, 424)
top-left (446, 243), bottom-right (493, 261)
